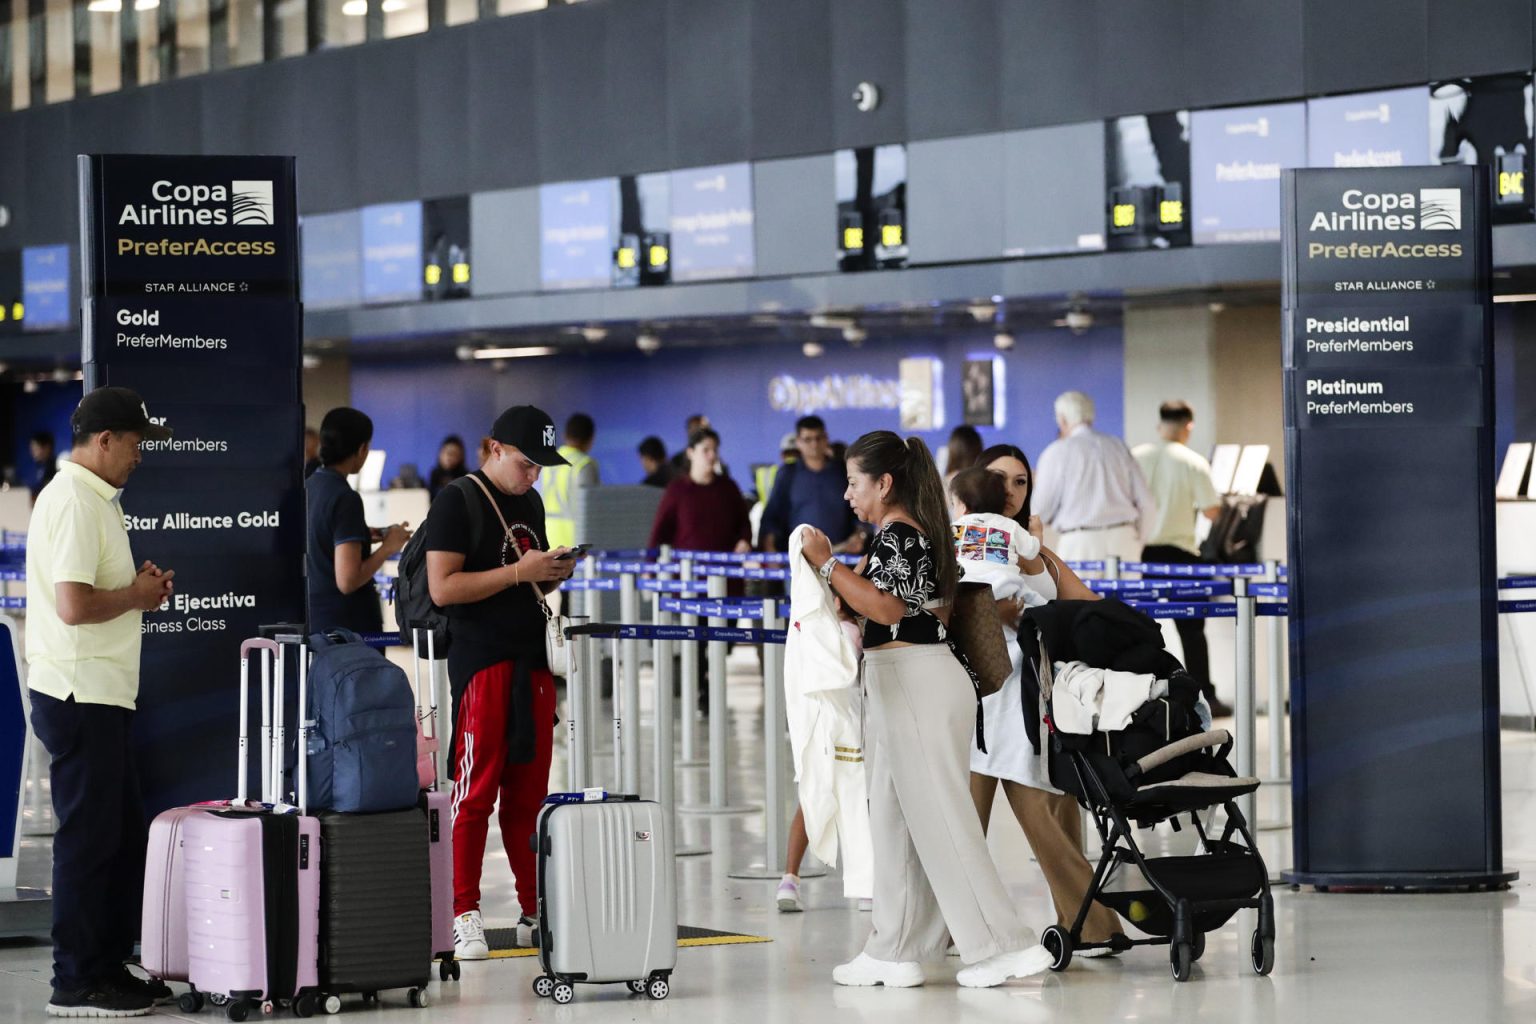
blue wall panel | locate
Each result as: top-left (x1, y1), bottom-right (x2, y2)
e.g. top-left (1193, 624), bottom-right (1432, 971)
top-left (351, 326), bottom-right (1125, 502)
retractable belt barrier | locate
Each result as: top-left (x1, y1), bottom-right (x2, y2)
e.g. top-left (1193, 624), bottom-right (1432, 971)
top-left (565, 622), bottom-right (788, 645)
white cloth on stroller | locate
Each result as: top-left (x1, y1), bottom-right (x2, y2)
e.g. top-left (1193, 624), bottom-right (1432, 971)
top-left (1051, 662), bottom-right (1167, 735)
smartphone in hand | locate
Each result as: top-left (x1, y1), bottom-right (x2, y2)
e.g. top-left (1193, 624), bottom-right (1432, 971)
top-left (554, 544), bottom-right (593, 561)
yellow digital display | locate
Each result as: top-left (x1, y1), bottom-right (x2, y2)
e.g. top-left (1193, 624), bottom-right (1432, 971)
top-left (424, 264), bottom-right (442, 286)
top-left (12, 303), bottom-right (19, 321)
top-left (843, 226), bottom-right (864, 251)
top-left (648, 245), bottom-right (669, 268)
top-left (1159, 200), bottom-right (1184, 225)
top-left (616, 247), bottom-right (637, 270)
top-left (881, 224), bottom-right (904, 247)
top-left (452, 262), bottom-right (470, 285)
top-left (0, 305), bottom-right (7, 322)
top-left (1112, 204), bottom-right (1137, 228)
top-left (1500, 170), bottom-right (1526, 198)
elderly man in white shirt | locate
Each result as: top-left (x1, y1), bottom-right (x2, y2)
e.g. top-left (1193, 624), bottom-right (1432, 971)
top-left (1032, 391), bottom-right (1156, 569)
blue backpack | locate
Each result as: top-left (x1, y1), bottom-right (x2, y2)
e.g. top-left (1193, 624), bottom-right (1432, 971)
top-left (304, 630), bottom-right (420, 813)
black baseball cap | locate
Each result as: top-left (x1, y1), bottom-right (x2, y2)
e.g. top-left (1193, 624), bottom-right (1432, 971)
top-left (72, 386), bottom-right (173, 442)
top-left (490, 405), bottom-right (568, 467)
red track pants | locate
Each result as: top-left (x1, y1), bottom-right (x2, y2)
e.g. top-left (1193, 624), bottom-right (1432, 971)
top-left (450, 659), bottom-right (556, 917)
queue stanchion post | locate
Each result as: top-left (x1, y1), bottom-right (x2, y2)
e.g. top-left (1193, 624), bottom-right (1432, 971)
top-left (654, 603), bottom-right (709, 856)
top-left (1263, 559), bottom-right (1288, 784)
top-left (681, 573), bottom-right (757, 814)
top-left (620, 571), bottom-right (642, 795)
top-left (677, 559), bottom-right (704, 767)
top-left (1107, 555), bottom-right (1120, 581)
top-left (1234, 577), bottom-right (1258, 828)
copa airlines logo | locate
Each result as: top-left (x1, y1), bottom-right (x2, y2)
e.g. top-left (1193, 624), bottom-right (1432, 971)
top-left (1308, 188), bottom-right (1463, 232)
top-left (1224, 116), bottom-right (1270, 137)
top-left (231, 181), bottom-right (275, 226)
top-left (118, 180), bottom-right (275, 227)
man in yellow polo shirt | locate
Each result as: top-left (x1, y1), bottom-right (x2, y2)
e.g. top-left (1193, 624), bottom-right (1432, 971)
top-left (27, 387), bottom-right (176, 1018)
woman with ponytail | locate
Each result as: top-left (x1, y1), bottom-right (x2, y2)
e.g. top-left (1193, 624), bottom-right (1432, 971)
top-left (799, 431), bottom-right (1051, 989)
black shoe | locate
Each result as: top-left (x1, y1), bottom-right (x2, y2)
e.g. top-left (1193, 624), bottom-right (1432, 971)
top-left (46, 986), bottom-right (154, 1018)
top-left (1207, 697), bottom-right (1234, 719)
top-left (103, 967), bottom-right (174, 1006)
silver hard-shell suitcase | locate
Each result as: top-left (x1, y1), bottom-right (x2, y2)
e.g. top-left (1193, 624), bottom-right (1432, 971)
top-left (531, 795), bottom-right (676, 1004)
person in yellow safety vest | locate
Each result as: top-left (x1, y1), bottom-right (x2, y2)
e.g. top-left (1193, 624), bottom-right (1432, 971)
top-left (755, 434), bottom-right (799, 505)
top-left (542, 412), bottom-right (600, 549)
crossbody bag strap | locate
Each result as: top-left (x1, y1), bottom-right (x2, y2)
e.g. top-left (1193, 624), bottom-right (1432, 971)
top-left (462, 473), bottom-right (553, 620)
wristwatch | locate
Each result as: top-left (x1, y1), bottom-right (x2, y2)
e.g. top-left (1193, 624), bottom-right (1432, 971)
top-left (818, 558), bottom-right (837, 584)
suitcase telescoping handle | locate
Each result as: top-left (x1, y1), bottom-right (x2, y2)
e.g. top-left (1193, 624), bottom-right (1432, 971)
top-left (238, 638), bottom-right (281, 803)
top-left (266, 633), bottom-right (311, 814)
top-left (411, 625), bottom-right (442, 790)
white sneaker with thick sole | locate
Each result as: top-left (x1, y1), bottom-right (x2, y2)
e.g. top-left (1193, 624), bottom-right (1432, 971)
top-left (955, 944), bottom-right (1055, 988)
top-left (453, 910), bottom-right (489, 961)
top-left (776, 875), bottom-right (803, 913)
top-left (832, 953), bottom-right (924, 988)
top-left (516, 914), bottom-right (541, 948)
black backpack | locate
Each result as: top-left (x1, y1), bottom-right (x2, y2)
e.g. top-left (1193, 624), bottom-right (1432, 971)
top-left (394, 475), bottom-right (489, 655)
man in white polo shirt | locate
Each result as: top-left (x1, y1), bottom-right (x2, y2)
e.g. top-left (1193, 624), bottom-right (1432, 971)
top-left (1133, 400), bottom-right (1226, 716)
top-left (27, 387), bottom-right (176, 1018)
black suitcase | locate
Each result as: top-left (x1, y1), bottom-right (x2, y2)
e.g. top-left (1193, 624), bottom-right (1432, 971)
top-left (318, 808), bottom-right (433, 1004)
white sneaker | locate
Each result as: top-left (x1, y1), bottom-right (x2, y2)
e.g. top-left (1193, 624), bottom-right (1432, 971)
top-left (453, 910), bottom-right (489, 960)
top-left (516, 914), bottom-right (541, 948)
top-left (832, 953), bottom-right (924, 988)
top-left (955, 944), bottom-right (1054, 988)
top-left (776, 875), bottom-right (803, 913)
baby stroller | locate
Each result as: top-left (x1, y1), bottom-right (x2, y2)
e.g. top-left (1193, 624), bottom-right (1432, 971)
top-left (1019, 603), bottom-right (1275, 982)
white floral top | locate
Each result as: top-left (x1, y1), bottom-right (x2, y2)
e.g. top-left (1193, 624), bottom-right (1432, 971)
top-left (861, 523), bottom-right (947, 647)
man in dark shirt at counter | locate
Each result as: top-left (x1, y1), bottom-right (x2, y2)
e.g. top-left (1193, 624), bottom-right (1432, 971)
top-left (304, 408), bottom-right (409, 633)
top-left (759, 415), bottom-right (865, 556)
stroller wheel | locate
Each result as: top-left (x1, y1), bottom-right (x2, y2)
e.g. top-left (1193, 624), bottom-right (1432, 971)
top-left (1191, 930), bottom-right (1206, 962)
top-left (1251, 931), bottom-right (1275, 976)
top-left (1170, 941), bottom-right (1193, 983)
top-left (1042, 926), bottom-right (1074, 971)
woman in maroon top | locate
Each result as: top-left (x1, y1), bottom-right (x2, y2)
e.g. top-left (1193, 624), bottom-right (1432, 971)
top-left (648, 427), bottom-right (752, 553)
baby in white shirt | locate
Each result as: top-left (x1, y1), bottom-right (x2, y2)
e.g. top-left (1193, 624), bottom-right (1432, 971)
top-left (948, 466), bottom-right (1047, 604)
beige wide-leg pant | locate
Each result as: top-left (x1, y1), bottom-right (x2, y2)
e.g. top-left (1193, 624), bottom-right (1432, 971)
top-left (862, 645), bottom-right (1036, 965)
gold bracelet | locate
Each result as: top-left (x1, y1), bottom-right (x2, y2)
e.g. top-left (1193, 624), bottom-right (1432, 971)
top-left (512, 564), bottom-right (520, 588)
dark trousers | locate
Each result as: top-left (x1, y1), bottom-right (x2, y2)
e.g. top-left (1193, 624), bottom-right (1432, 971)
top-left (28, 692), bottom-right (146, 991)
top-left (1141, 545), bottom-right (1215, 702)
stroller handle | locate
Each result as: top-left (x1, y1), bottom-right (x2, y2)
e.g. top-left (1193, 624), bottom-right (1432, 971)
top-left (1132, 729), bottom-right (1232, 778)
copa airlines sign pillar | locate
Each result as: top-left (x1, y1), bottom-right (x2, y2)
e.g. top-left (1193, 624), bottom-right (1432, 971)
top-left (78, 155), bottom-right (305, 817)
top-left (1281, 165), bottom-right (1513, 889)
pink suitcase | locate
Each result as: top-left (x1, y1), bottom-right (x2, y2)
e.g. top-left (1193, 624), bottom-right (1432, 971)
top-left (142, 639), bottom-right (284, 986)
top-left (180, 637), bottom-right (327, 1020)
top-left (413, 628), bottom-right (458, 981)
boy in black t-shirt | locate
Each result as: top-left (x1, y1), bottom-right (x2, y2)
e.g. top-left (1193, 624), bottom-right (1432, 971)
top-left (422, 405), bottom-right (576, 959)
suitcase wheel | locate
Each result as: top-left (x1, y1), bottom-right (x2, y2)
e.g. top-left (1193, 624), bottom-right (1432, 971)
top-left (551, 982), bottom-right (574, 1005)
top-left (210, 993), bottom-right (231, 1007)
top-left (532, 976), bottom-right (555, 999)
top-left (407, 988), bottom-right (429, 1009)
top-left (439, 958), bottom-right (462, 982)
top-left (293, 994), bottom-right (317, 1019)
top-left (225, 1000), bottom-right (250, 1022)
top-left (647, 978), bottom-right (669, 1001)
top-left (625, 980), bottom-right (647, 995)
top-left (323, 995), bottom-right (342, 1016)
top-left (178, 992), bottom-right (205, 1014)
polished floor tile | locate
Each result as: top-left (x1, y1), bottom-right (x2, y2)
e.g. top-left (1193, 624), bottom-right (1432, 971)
top-left (3, 647), bottom-right (1534, 1022)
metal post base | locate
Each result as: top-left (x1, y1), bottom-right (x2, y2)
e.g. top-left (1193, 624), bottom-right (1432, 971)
top-left (675, 844), bottom-right (711, 857)
top-left (727, 865), bottom-right (828, 881)
top-left (675, 759), bottom-right (709, 769)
